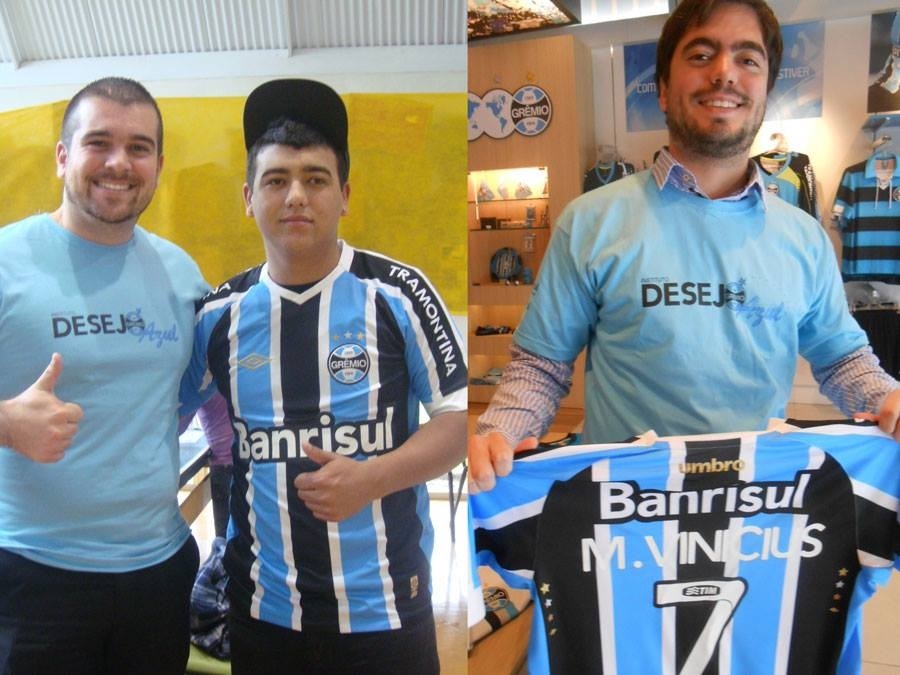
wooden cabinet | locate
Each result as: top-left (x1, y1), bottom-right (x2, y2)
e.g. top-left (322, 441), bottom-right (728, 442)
top-left (468, 167), bottom-right (551, 402)
top-left (468, 34), bottom-right (594, 411)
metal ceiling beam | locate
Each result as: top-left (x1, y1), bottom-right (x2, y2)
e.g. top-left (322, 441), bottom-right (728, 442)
top-left (0, 1), bottom-right (21, 68)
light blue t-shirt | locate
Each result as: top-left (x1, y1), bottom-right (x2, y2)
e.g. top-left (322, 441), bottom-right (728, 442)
top-left (515, 171), bottom-right (867, 443)
top-left (0, 214), bottom-right (208, 571)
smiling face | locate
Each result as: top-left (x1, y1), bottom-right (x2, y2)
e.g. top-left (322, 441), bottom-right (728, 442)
top-left (55, 96), bottom-right (162, 243)
top-left (658, 3), bottom-right (769, 161)
top-left (244, 143), bottom-right (349, 285)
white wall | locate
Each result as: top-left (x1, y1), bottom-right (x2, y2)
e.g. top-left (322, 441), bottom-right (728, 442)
top-left (0, 44), bottom-right (465, 111)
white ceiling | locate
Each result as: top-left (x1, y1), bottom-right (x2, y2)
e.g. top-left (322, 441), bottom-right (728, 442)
top-left (0, 0), bottom-right (466, 68)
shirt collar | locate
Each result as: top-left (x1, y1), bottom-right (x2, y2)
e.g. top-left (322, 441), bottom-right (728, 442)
top-left (652, 147), bottom-right (766, 206)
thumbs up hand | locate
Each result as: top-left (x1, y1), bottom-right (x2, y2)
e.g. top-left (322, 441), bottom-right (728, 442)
top-left (0, 353), bottom-right (84, 463)
top-left (294, 443), bottom-right (377, 522)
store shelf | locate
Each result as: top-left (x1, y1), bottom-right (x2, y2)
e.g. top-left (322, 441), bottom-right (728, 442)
top-left (468, 196), bottom-right (549, 205)
top-left (469, 283), bottom-right (534, 304)
top-left (470, 333), bottom-right (515, 356)
top-left (468, 166), bottom-right (550, 408)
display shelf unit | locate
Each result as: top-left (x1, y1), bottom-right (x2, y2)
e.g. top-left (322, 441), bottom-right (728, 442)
top-left (468, 33), bottom-right (593, 413)
top-left (468, 166), bottom-right (551, 404)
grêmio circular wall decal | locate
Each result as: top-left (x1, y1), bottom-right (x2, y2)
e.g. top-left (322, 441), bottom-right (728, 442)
top-left (469, 85), bottom-right (552, 140)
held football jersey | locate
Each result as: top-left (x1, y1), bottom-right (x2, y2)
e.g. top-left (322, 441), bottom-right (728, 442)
top-left (471, 422), bottom-right (900, 675)
top-left (181, 242), bottom-right (467, 633)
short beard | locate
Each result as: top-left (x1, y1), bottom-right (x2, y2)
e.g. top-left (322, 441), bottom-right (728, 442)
top-left (64, 183), bottom-right (144, 227)
top-left (666, 101), bottom-right (765, 160)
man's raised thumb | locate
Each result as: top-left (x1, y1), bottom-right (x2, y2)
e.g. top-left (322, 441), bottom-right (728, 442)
top-left (303, 442), bottom-right (334, 465)
top-left (34, 353), bottom-right (63, 392)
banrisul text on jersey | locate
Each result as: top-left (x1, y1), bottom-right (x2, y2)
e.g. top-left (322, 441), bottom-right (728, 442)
top-left (596, 471), bottom-right (811, 521)
top-left (233, 408), bottom-right (395, 461)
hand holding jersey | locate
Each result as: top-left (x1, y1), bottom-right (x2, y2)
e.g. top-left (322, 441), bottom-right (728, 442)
top-left (0, 353), bottom-right (83, 463)
top-left (468, 431), bottom-right (537, 493)
top-left (856, 388), bottom-right (900, 441)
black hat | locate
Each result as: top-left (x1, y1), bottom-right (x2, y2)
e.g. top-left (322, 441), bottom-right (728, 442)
top-left (242, 79), bottom-right (348, 156)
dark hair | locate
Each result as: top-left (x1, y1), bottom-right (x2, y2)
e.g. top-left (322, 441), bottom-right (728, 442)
top-left (245, 118), bottom-right (350, 186)
top-left (655, 0), bottom-right (783, 93)
top-left (60, 77), bottom-right (163, 154)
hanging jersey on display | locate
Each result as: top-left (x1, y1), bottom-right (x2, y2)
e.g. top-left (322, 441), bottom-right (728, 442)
top-left (832, 154), bottom-right (900, 283)
top-left (470, 422), bottom-right (900, 675)
top-left (751, 151), bottom-right (818, 218)
top-left (583, 161), bottom-right (636, 193)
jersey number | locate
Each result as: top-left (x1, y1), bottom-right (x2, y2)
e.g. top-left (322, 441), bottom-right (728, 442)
top-left (654, 578), bottom-right (747, 675)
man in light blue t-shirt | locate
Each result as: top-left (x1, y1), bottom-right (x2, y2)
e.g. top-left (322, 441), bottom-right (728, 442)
top-left (470, 0), bottom-right (900, 493)
top-left (0, 78), bottom-right (208, 674)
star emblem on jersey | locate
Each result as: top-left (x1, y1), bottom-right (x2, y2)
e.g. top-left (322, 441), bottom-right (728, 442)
top-left (828, 568), bottom-right (852, 614)
top-left (238, 353), bottom-right (271, 370)
top-left (328, 343), bottom-right (370, 385)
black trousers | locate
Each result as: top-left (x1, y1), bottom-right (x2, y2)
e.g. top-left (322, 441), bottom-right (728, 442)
top-left (0, 536), bottom-right (199, 675)
top-left (229, 610), bottom-right (441, 674)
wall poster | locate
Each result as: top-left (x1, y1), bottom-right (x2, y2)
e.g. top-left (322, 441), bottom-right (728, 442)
top-left (766, 21), bottom-right (823, 121)
top-left (868, 11), bottom-right (900, 113)
top-left (624, 40), bottom-right (666, 133)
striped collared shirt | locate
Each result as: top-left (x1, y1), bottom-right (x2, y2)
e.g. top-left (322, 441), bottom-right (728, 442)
top-left (651, 146), bottom-right (767, 206)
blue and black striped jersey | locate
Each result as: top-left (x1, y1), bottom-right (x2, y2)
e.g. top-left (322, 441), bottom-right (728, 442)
top-left (182, 242), bottom-right (467, 633)
top-left (832, 154), bottom-right (900, 283)
top-left (471, 422), bottom-right (899, 675)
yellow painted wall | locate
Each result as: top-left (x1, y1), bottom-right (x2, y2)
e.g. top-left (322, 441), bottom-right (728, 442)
top-left (0, 92), bottom-right (467, 312)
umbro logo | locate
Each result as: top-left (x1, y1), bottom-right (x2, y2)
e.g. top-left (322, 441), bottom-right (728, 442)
top-left (238, 353), bottom-right (271, 370)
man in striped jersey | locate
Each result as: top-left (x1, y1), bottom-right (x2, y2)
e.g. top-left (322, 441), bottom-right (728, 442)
top-left (180, 79), bottom-right (467, 674)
